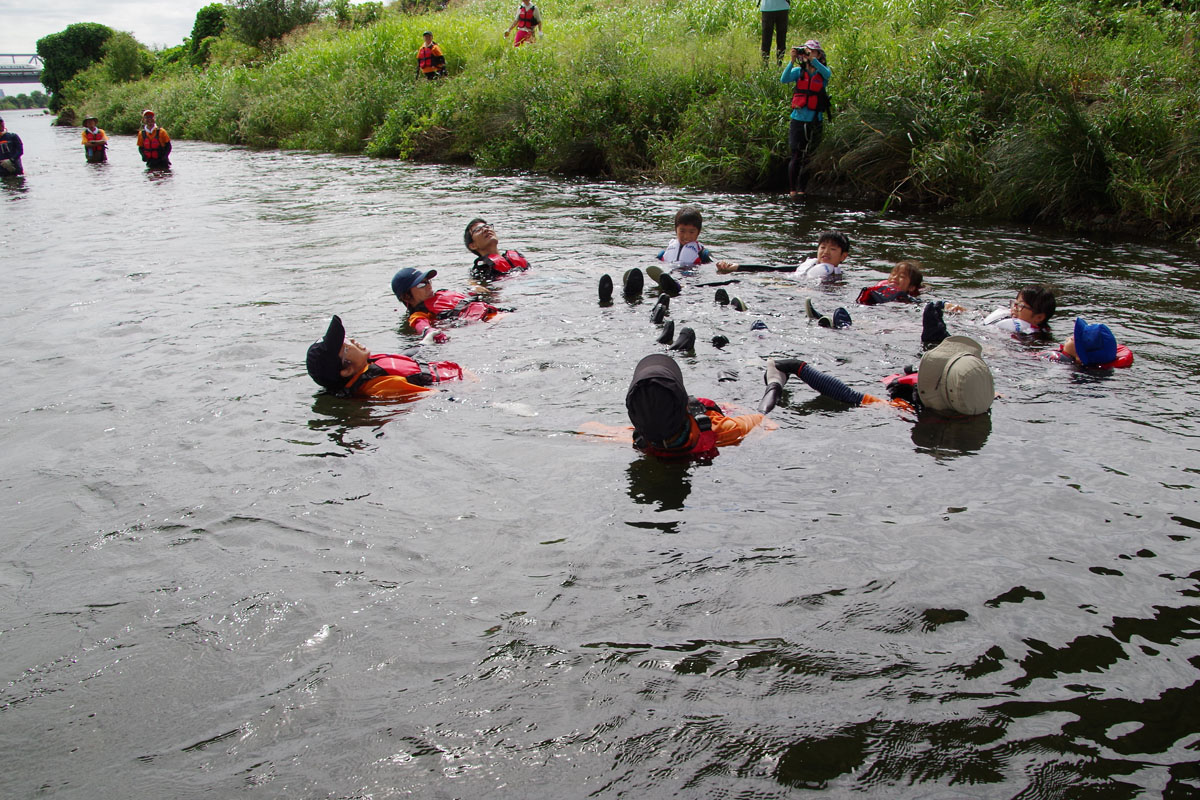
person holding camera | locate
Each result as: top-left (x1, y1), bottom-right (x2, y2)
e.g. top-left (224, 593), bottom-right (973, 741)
top-left (760, 0), bottom-right (790, 65)
top-left (781, 39), bottom-right (830, 198)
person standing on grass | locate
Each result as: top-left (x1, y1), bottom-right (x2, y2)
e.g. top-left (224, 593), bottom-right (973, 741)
top-left (760, 0), bottom-right (790, 65)
top-left (781, 40), bottom-right (830, 198)
top-left (505, 0), bottom-right (542, 46)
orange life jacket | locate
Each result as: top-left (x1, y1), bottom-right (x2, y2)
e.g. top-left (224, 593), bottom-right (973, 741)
top-left (417, 44), bottom-right (441, 72)
top-left (139, 127), bottom-right (167, 161)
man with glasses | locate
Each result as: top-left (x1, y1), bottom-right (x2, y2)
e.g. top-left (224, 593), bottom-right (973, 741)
top-left (464, 218), bottom-right (531, 280)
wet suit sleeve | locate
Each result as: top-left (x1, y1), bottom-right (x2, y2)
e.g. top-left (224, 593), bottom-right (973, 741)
top-left (710, 410), bottom-right (765, 447)
top-left (407, 310), bottom-right (435, 334)
top-left (729, 263), bottom-right (800, 272)
top-left (357, 376), bottom-right (434, 399)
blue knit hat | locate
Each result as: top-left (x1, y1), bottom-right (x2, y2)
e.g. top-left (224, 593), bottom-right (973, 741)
top-left (1073, 317), bottom-right (1117, 367)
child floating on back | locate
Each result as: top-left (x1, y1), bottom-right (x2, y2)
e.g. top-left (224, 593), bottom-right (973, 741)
top-left (857, 261), bottom-right (923, 305)
top-left (716, 229), bottom-right (850, 282)
top-left (306, 315), bottom-right (463, 399)
top-left (392, 267), bottom-right (507, 343)
top-left (1041, 317), bottom-right (1132, 369)
top-left (464, 218), bottom-right (531, 280)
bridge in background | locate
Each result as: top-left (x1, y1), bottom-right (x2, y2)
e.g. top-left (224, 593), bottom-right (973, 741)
top-left (0, 55), bottom-right (44, 85)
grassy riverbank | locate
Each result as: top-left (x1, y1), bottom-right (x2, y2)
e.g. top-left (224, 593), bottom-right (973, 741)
top-left (66, 0), bottom-right (1200, 240)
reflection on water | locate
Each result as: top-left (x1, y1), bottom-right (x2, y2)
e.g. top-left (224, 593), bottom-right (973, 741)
top-left (626, 456), bottom-right (694, 514)
top-left (1, 109), bottom-right (1199, 799)
top-left (910, 412), bottom-right (992, 456)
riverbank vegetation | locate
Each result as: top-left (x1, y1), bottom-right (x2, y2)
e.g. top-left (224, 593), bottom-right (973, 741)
top-left (0, 91), bottom-right (48, 110)
top-left (54, 0), bottom-right (1200, 241)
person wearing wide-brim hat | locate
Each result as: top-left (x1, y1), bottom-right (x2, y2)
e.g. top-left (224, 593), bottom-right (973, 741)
top-left (625, 354), bottom-right (768, 459)
top-left (81, 115), bottom-right (108, 163)
top-left (761, 335), bottom-right (995, 418)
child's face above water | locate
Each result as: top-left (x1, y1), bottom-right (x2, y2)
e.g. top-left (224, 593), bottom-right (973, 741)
top-left (816, 240), bottom-right (847, 266)
top-left (675, 224), bottom-right (700, 246)
top-left (339, 338), bottom-right (370, 377)
top-left (1011, 293), bottom-right (1045, 326)
top-left (888, 271), bottom-right (912, 293)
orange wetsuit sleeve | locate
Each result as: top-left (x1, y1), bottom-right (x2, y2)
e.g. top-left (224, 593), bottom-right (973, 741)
top-left (709, 410), bottom-right (765, 447)
top-left (407, 310), bottom-right (434, 333)
top-left (355, 375), bottom-right (433, 399)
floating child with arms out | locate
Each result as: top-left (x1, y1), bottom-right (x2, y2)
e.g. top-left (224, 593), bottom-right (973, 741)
top-left (717, 229), bottom-right (850, 282)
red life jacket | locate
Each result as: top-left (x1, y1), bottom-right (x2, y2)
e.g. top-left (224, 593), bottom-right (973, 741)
top-left (84, 129), bottom-right (106, 144)
top-left (635, 397), bottom-right (720, 459)
top-left (517, 4), bottom-right (537, 28)
top-left (370, 354), bottom-right (462, 383)
top-left (792, 70), bottom-right (825, 111)
top-left (417, 45), bottom-right (440, 72)
top-left (857, 280), bottom-right (914, 305)
top-left (422, 290), bottom-right (499, 322)
top-left (1039, 344), bottom-right (1134, 369)
top-left (139, 127), bottom-right (166, 160)
top-left (486, 250), bottom-right (530, 274)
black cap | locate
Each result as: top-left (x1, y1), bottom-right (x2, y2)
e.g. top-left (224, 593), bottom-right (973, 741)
top-left (391, 267), bottom-right (437, 301)
top-left (306, 315), bottom-right (347, 391)
top-left (626, 354), bottom-right (689, 446)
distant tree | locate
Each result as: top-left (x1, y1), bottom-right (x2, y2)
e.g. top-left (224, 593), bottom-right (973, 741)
top-left (229, 0), bottom-right (323, 47)
top-left (102, 32), bottom-right (152, 83)
top-left (36, 22), bottom-right (114, 110)
top-left (191, 4), bottom-right (229, 52)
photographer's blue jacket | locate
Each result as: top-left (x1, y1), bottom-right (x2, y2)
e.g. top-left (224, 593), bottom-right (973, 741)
top-left (781, 59), bottom-right (831, 123)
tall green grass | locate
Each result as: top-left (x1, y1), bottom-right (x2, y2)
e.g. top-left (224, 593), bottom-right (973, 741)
top-left (66, 0), bottom-right (1200, 240)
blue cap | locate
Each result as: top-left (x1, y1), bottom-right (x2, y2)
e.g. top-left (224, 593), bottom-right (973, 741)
top-left (391, 268), bottom-right (437, 300)
top-left (1073, 317), bottom-right (1117, 367)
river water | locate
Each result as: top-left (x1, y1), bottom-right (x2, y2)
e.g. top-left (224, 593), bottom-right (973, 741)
top-left (2, 108), bottom-right (1199, 798)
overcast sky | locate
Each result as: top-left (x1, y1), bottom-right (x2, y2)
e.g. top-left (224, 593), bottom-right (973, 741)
top-left (1, 0), bottom-right (211, 94)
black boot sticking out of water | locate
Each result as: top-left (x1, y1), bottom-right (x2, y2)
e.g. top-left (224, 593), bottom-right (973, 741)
top-left (598, 274), bottom-right (614, 304)
top-left (623, 268), bottom-right (644, 298)
top-left (650, 294), bottom-right (670, 324)
top-left (669, 326), bottom-right (696, 352)
top-left (714, 288), bottom-right (729, 305)
top-left (657, 320), bottom-right (675, 344)
top-left (922, 301), bottom-right (949, 347)
top-left (647, 265), bottom-right (682, 296)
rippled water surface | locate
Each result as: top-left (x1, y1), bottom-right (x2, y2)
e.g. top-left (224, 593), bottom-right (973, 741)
top-left (2, 109), bottom-right (1199, 798)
